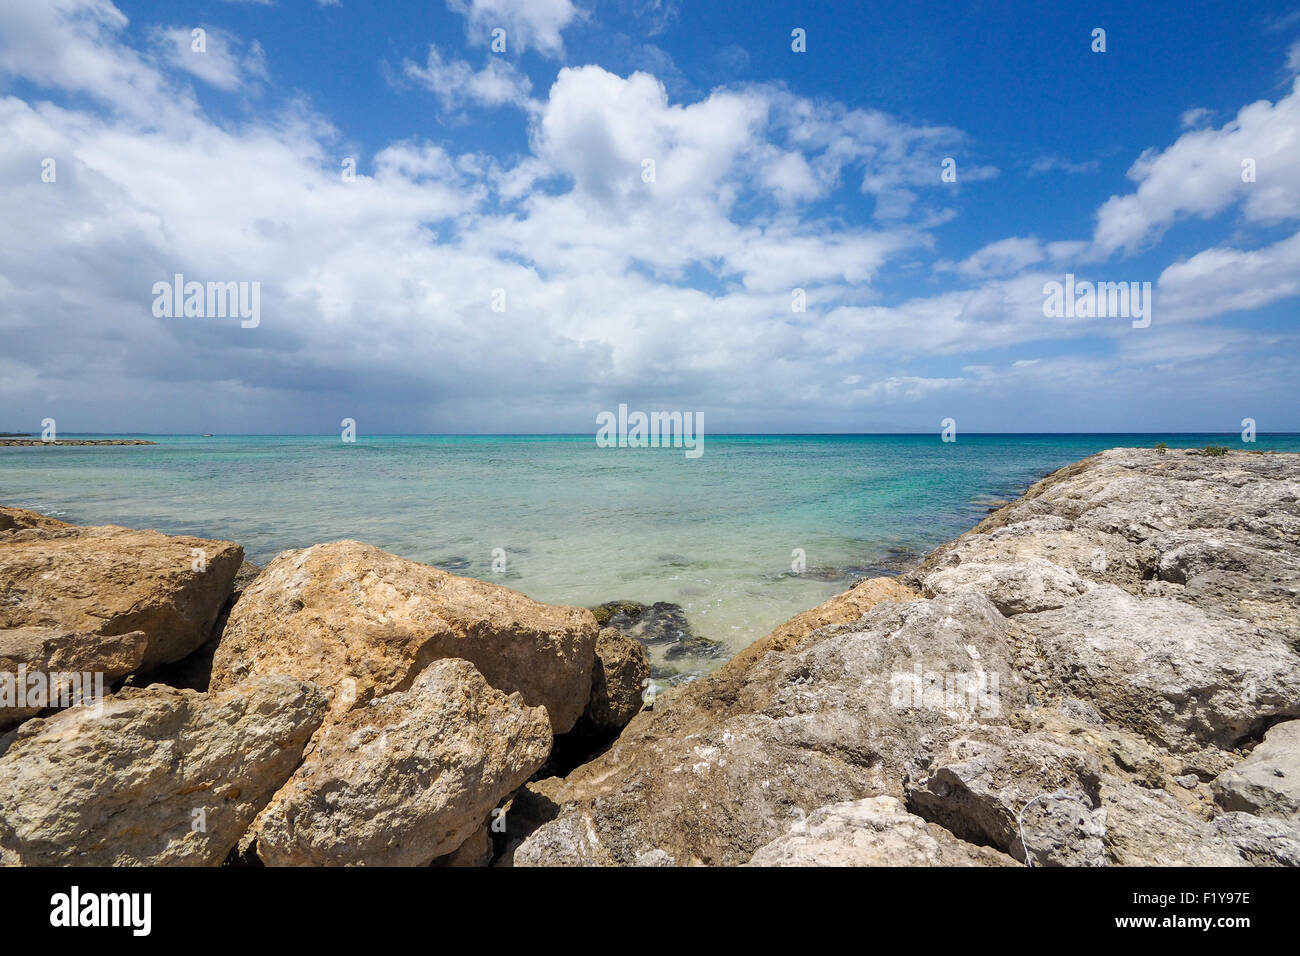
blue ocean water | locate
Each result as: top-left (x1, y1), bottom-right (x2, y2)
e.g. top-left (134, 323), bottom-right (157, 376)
top-left (4, 433), bottom-right (1298, 674)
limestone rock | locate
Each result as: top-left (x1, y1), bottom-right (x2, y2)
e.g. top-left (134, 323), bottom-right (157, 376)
top-left (0, 516), bottom-right (243, 670)
top-left (1015, 586), bottom-right (1300, 752)
top-left (514, 591), bottom-right (1026, 866)
top-left (1213, 721), bottom-right (1300, 821)
top-left (210, 540), bottom-right (598, 732)
top-left (721, 575), bottom-right (918, 676)
top-left (584, 627), bottom-right (650, 733)
top-left (0, 676), bottom-right (327, 866)
top-left (746, 796), bottom-right (1018, 867)
top-left (0, 626), bottom-right (147, 727)
top-left (906, 731), bottom-right (1106, 865)
top-left (253, 659), bottom-right (552, 867)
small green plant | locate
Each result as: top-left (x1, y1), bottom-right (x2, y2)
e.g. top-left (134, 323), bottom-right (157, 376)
top-left (1154, 442), bottom-right (1168, 454)
top-left (1199, 445), bottom-right (1229, 457)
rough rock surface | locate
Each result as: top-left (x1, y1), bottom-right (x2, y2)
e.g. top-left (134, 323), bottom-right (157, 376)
top-left (210, 540), bottom-right (598, 732)
top-left (745, 797), bottom-right (1018, 867)
top-left (0, 626), bottom-right (148, 727)
top-left (515, 590), bottom-right (1025, 866)
top-left (1015, 586), bottom-right (1300, 752)
top-left (0, 677), bottom-right (327, 866)
top-left (584, 627), bottom-right (650, 733)
top-left (253, 659), bottom-right (552, 867)
top-left (1213, 721), bottom-right (1300, 821)
top-left (0, 509), bottom-right (243, 669)
top-left (516, 449), bottom-right (1300, 867)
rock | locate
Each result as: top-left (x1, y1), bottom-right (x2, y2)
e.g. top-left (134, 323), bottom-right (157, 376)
top-left (591, 600), bottom-right (725, 665)
top-left (1208, 812), bottom-right (1300, 867)
top-left (513, 813), bottom-right (618, 867)
top-left (433, 825), bottom-right (494, 868)
top-left (135, 560), bottom-right (263, 693)
top-left (745, 796), bottom-right (1018, 867)
top-left (0, 676), bottom-right (327, 866)
top-left (584, 627), bottom-right (650, 733)
top-left (720, 576), bottom-right (918, 676)
top-left (253, 659), bottom-right (552, 867)
top-left (0, 626), bottom-right (147, 727)
top-left (0, 514), bottom-right (243, 670)
top-left (210, 540), bottom-right (598, 732)
top-left (1015, 586), bottom-right (1300, 752)
top-left (0, 506), bottom-right (70, 535)
top-left (513, 590), bottom-right (1026, 866)
top-left (920, 556), bottom-right (1093, 616)
top-left (1213, 721), bottom-right (1300, 821)
top-left (905, 731), bottom-right (1106, 865)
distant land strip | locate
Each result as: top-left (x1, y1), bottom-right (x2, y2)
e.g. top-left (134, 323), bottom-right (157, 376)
top-left (0, 439), bottom-right (157, 446)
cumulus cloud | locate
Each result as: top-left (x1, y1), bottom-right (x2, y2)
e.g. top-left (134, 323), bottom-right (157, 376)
top-left (1, 0), bottom-right (1298, 434)
top-left (404, 44), bottom-right (533, 112)
top-left (446, 0), bottom-right (579, 58)
top-left (1092, 77), bottom-right (1300, 256)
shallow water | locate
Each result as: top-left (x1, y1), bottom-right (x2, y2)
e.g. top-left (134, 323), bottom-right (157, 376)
top-left (4, 433), bottom-right (1298, 675)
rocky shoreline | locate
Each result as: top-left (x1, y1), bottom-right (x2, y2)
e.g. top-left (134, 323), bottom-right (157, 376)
top-left (0, 439), bottom-right (157, 446)
top-left (1, 447), bottom-right (1297, 866)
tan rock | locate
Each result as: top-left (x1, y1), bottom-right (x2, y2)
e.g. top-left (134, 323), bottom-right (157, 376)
top-left (0, 676), bottom-right (327, 866)
top-left (721, 576), bottom-right (917, 677)
top-left (0, 626), bottom-right (147, 727)
top-left (210, 540), bottom-right (597, 732)
top-left (585, 627), bottom-right (649, 733)
top-left (0, 506), bottom-right (70, 535)
top-left (0, 516), bottom-right (243, 670)
top-left (253, 659), bottom-right (552, 867)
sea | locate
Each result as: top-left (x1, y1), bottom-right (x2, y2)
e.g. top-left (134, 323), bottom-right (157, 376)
top-left (5, 433), bottom-right (1298, 677)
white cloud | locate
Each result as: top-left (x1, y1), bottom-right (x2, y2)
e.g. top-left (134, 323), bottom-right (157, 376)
top-left (151, 26), bottom-right (267, 92)
top-left (446, 0), bottom-right (579, 58)
top-left (1093, 77), bottom-right (1300, 256)
top-left (404, 45), bottom-right (533, 111)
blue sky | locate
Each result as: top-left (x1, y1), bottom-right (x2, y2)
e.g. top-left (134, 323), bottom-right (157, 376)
top-left (1, 0), bottom-right (1299, 433)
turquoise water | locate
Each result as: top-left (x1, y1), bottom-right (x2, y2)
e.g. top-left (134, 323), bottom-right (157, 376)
top-left (4, 433), bottom-right (1298, 674)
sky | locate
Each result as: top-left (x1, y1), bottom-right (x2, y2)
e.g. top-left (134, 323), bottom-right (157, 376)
top-left (1, 0), bottom-right (1299, 434)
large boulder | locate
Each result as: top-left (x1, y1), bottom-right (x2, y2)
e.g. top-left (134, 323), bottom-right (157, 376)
top-left (0, 676), bottom-right (327, 866)
top-left (0, 626), bottom-right (147, 727)
top-left (513, 590), bottom-right (1026, 866)
top-left (905, 731), bottom-right (1107, 866)
top-left (745, 796), bottom-right (1018, 867)
top-left (1014, 586), bottom-right (1300, 753)
top-left (210, 540), bottom-right (598, 732)
top-left (253, 659), bottom-right (552, 867)
top-left (1213, 721), bottom-right (1300, 821)
top-left (0, 510), bottom-right (243, 670)
top-left (584, 627), bottom-right (650, 734)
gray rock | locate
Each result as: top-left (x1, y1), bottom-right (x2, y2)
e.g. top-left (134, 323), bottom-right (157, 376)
top-left (1213, 721), bottom-right (1300, 821)
top-left (746, 796), bottom-right (1018, 867)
